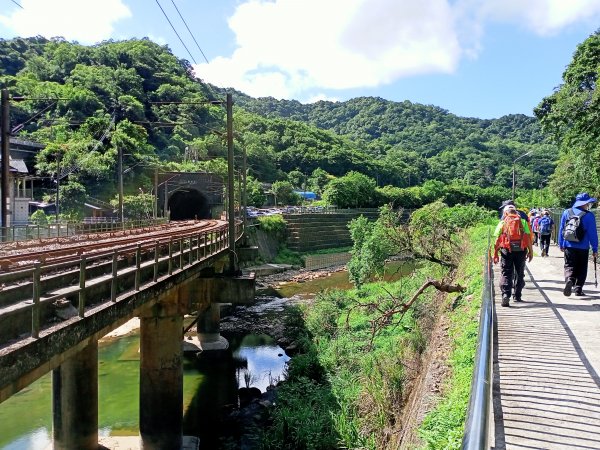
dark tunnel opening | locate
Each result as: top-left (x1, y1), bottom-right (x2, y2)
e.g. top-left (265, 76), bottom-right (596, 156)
top-left (168, 189), bottom-right (211, 220)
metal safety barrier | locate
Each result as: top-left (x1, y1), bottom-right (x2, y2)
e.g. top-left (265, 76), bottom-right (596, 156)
top-left (461, 230), bottom-right (494, 449)
top-left (0, 218), bottom-right (168, 243)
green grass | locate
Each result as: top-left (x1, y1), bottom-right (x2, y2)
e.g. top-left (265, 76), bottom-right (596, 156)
top-left (261, 225), bottom-right (490, 449)
top-left (417, 225), bottom-right (490, 449)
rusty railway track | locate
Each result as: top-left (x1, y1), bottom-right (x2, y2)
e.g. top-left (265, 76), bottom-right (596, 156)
top-left (0, 220), bottom-right (222, 272)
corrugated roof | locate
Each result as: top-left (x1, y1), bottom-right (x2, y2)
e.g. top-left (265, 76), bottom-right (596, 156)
top-left (9, 158), bottom-right (29, 174)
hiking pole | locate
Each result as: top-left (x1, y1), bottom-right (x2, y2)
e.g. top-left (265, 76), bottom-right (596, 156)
top-left (595, 256), bottom-right (598, 288)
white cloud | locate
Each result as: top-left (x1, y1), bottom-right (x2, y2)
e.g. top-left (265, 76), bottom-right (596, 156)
top-left (0, 0), bottom-right (131, 43)
top-left (194, 0), bottom-right (600, 100)
top-left (304, 94), bottom-right (340, 104)
top-left (477, 0), bottom-right (600, 36)
top-left (194, 0), bottom-right (462, 99)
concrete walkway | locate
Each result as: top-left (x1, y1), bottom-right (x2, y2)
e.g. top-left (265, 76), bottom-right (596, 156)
top-left (493, 244), bottom-right (600, 449)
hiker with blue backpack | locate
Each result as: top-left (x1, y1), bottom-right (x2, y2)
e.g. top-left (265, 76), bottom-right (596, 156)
top-left (558, 193), bottom-right (599, 297)
top-left (538, 210), bottom-right (554, 257)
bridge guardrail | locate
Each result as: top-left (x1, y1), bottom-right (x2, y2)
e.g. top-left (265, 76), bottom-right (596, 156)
top-left (0, 218), bottom-right (168, 244)
top-left (461, 230), bottom-right (494, 449)
top-left (0, 221), bottom-right (243, 344)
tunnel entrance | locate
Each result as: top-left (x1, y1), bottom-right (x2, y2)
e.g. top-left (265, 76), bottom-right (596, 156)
top-left (168, 189), bottom-right (211, 220)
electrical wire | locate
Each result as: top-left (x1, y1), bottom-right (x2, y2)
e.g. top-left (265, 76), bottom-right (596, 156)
top-left (11, 101), bottom-right (57, 134)
top-left (170, 0), bottom-right (209, 64)
top-left (154, 0), bottom-right (198, 65)
top-left (9, 0), bottom-right (23, 8)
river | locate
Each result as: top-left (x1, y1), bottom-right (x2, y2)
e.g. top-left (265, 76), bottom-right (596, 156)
top-left (0, 260), bottom-right (414, 449)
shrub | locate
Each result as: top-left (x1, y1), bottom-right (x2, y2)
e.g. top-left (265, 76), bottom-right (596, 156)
top-left (30, 209), bottom-right (48, 225)
top-left (257, 214), bottom-right (287, 239)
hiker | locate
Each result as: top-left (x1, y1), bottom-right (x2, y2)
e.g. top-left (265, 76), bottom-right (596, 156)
top-left (538, 210), bottom-right (555, 257)
top-left (531, 212), bottom-right (541, 246)
top-left (492, 204), bottom-right (534, 306)
top-left (498, 200), bottom-right (528, 221)
top-left (558, 193), bottom-right (599, 296)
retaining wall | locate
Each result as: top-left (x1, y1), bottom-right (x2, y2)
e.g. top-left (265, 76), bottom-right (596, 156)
top-left (283, 211), bottom-right (379, 252)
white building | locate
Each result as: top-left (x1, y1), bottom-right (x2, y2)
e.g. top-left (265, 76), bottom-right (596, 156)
top-left (0, 138), bottom-right (44, 226)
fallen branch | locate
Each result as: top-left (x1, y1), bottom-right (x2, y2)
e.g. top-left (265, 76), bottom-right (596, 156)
top-left (364, 278), bottom-right (466, 349)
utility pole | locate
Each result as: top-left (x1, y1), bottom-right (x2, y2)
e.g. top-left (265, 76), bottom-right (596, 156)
top-left (118, 146), bottom-right (124, 225)
top-left (242, 145), bottom-right (247, 232)
top-left (512, 151), bottom-right (533, 201)
top-left (153, 168), bottom-right (158, 220)
top-left (226, 93), bottom-right (236, 274)
top-left (1, 89), bottom-right (10, 240)
top-left (55, 152), bottom-right (60, 222)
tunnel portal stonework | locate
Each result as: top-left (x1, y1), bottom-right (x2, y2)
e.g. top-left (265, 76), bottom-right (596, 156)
top-left (158, 171), bottom-right (224, 220)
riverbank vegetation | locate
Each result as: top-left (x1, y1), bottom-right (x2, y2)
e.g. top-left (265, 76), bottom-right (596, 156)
top-left (258, 205), bottom-right (494, 449)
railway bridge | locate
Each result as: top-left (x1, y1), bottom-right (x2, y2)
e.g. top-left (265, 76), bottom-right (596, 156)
top-left (0, 219), bottom-right (255, 450)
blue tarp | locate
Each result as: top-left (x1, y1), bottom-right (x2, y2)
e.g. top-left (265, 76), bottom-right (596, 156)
top-left (294, 191), bottom-right (317, 200)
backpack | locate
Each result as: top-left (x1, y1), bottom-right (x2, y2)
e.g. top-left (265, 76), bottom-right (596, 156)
top-left (499, 213), bottom-right (526, 252)
top-left (538, 216), bottom-right (552, 235)
top-left (562, 208), bottom-right (587, 242)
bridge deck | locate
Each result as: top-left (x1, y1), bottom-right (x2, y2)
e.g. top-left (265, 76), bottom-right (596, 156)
top-left (493, 244), bottom-right (600, 449)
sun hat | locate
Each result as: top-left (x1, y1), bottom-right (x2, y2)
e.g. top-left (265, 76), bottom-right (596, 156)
top-left (503, 205), bottom-right (517, 214)
top-left (499, 200), bottom-right (515, 210)
top-left (573, 192), bottom-right (597, 208)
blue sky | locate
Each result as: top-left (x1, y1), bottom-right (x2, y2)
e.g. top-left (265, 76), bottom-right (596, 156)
top-left (1, 0), bottom-right (599, 119)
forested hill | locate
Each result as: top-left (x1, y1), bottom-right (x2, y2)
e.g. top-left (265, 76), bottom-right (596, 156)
top-left (0, 36), bottom-right (557, 212)
top-left (214, 87), bottom-right (548, 150)
top-left (215, 86), bottom-right (557, 189)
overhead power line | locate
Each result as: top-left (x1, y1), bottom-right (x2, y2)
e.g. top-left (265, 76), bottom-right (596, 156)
top-left (58, 114), bottom-right (116, 180)
top-left (154, 0), bottom-right (198, 65)
top-left (170, 0), bottom-right (209, 64)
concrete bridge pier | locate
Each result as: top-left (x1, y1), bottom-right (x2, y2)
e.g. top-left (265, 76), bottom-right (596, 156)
top-left (193, 273), bottom-right (256, 353)
top-left (140, 313), bottom-right (184, 450)
top-left (196, 303), bottom-right (229, 351)
top-left (52, 341), bottom-right (98, 450)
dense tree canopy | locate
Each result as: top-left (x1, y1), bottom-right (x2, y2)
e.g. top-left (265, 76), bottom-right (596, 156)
top-left (535, 30), bottom-right (600, 205)
top-left (0, 36), bottom-right (564, 215)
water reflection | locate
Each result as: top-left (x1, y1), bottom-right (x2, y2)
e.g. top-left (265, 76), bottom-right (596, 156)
top-left (273, 260), bottom-right (415, 298)
top-left (0, 332), bottom-right (289, 450)
top-left (230, 333), bottom-right (290, 392)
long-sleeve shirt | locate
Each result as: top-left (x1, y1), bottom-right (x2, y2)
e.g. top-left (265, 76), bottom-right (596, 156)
top-left (558, 207), bottom-right (599, 253)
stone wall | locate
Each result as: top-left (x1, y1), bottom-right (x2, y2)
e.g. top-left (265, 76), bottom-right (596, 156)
top-left (283, 211), bottom-right (379, 252)
top-left (303, 252), bottom-right (351, 270)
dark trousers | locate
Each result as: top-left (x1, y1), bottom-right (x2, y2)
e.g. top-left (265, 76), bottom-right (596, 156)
top-left (500, 249), bottom-right (527, 299)
top-left (540, 233), bottom-right (551, 255)
top-left (564, 247), bottom-right (589, 293)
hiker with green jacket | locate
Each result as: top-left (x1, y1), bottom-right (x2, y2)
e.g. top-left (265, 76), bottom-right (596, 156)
top-left (492, 205), bottom-right (534, 307)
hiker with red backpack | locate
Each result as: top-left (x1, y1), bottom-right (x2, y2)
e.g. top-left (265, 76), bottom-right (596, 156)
top-left (492, 204), bottom-right (534, 307)
top-left (538, 210), bottom-right (555, 257)
top-left (558, 193), bottom-right (598, 297)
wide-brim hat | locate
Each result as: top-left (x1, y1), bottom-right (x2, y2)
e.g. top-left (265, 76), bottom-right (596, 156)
top-left (499, 200), bottom-right (514, 210)
top-left (573, 192), bottom-right (597, 208)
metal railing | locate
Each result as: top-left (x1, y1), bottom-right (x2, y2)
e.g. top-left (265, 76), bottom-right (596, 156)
top-left (0, 220), bottom-right (243, 342)
top-left (461, 231), bottom-right (494, 449)
top-left (0, 218), bottom-right (168, 244)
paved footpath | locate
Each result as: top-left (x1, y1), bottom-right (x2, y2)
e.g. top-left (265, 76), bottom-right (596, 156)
top-left (493, 244), bottom-right (600, 450)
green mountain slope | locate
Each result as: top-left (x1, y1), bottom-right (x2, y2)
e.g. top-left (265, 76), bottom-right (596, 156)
top-left (0, 36), bottom-right (557, 211)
